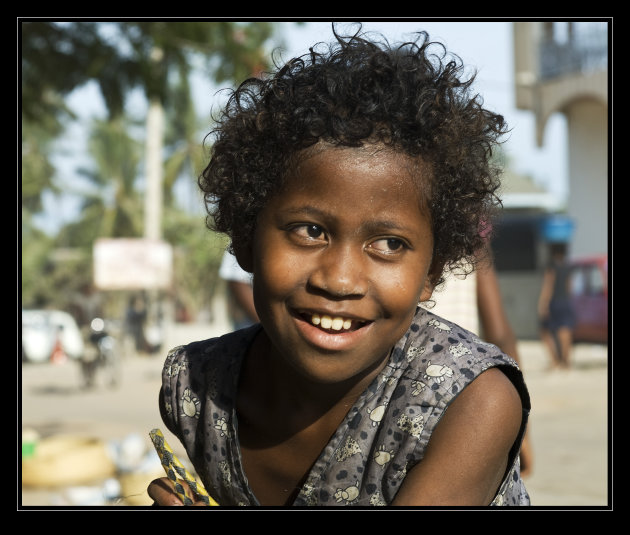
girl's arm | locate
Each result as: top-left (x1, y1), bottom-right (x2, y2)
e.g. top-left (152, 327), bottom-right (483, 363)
top-left (538, 268), bottom-right (556, 319)
top-left (475, 259), bottom-right (533, 477)
top-left (391, 367), bottom-right (522, 506)
top-left (476, 257), bottom-right (518, 356)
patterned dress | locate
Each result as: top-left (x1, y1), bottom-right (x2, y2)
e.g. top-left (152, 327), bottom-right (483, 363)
top-left (159, 307), bottom-right (531, 506)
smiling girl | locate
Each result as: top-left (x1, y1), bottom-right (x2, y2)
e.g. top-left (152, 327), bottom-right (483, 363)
top-left (149, 26), bottom-right (530, 507)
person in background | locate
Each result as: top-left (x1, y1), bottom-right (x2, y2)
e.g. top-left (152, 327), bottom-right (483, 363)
top-left (425, 243), bottom-right (533, 477)
top-left (125, 294), bottom-right (148, 354)
top-left (219, 251), bottom-right (259, 330)
top-left (538, 242), bottom-right (575, 370)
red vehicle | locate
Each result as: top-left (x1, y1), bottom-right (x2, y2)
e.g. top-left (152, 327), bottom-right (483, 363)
top-left (570, 255), bottom-right (608, 344)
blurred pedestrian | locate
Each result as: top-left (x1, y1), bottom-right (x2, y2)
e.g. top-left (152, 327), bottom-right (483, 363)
top-left (538, 242), bottom-right (576, 370)
top-left (125, 295), bottom-right (148, 354)
top-left (426, 243), bottom-right (534, 477)
top-left (219, 251), bottom-right (259, 330)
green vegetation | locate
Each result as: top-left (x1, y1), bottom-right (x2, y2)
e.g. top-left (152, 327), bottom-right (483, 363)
top-left (21, 20), bottom-right (287, 323)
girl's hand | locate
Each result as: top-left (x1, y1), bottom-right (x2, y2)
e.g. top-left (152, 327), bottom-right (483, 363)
top-left (147, 477), bottom-right (208, 506)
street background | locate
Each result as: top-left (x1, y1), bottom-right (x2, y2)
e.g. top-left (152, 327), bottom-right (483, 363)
top-left (20, 319), bottom-right (610, 509)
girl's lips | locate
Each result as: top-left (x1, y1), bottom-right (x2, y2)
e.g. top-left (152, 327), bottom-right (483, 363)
top-left (292, 311), bottom-right (374, 352)
top-left (308, 312), bottom-right (367, 332)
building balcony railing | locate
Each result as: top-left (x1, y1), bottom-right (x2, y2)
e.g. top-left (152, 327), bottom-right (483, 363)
top-left (538, 23), bottom-right (608, 80)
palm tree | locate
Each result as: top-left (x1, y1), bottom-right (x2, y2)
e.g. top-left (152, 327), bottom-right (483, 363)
top-left (21, 20), bottom-right (279, 234)
top-left (161, 73), bottom-right (206, 211)
top-left (21, 21), bottom-right (281, 314)
top-left (111, 21), bottom-right (277, 239)
top-left (75, 116), bottom-right (143, 240)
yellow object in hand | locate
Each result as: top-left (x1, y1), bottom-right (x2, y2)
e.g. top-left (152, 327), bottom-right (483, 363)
top-left (149, 428), bottom-right (219, 506)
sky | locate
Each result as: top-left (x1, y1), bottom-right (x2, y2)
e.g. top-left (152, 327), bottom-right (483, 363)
top-left (39, 20), bottom-right (570, 233)
top-left (276, 21), bottom-right (568, 197)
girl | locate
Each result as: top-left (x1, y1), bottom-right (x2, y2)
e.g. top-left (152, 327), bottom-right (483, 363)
top-left (149, 26), bottom-right (530, 507)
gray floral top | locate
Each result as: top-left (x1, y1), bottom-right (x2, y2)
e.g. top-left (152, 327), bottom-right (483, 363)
top-left (159, 308), bottom-right (531, 507)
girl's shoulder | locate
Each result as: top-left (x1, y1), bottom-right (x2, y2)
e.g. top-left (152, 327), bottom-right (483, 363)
top-left (398, 309), bottom-right (526, 400)
top-left (159, 325), bottom-right (261, 438)
top-left (165, 324), bottom-right (261, 371)
top-left (161, 324), bottom-right (261, 414)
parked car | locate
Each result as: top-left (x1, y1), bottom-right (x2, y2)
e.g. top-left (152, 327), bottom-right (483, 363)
top-left (21, 309), bottom-right (85, 363)
top-left (570, 255), bottom-right (608, 344)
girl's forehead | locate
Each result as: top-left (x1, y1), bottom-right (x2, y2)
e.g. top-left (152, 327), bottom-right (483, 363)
top-left (292, 143), bottom-right (428, 180)
top-left (272, 145), bottom-right (431, 222)
top-left (285, 143), bottom-right (432, 204)
top-left (295, 141), bottom-right (410, 162)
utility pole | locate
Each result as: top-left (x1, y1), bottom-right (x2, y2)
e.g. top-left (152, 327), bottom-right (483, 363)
top-left (142, 46), bottom-right (168, 351)
top-left (143, 98), bottom-right (164, 241)
top-left (144, 46), bottom-right (165, 241)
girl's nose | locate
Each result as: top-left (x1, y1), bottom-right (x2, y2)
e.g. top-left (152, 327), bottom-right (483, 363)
top-left (307, 244), bottom-right (369, 298)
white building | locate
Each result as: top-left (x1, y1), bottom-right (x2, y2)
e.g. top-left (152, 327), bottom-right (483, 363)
top-left (513, 21), bottom-right (608, 258)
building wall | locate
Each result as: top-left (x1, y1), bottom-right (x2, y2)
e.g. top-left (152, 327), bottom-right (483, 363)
top-left (565, 99), bottom-right (608, 257)
top-left (491, 212), bottom-right (548, 340)
top-left (496, 271), bottom-right (544, 340)
top-left (512, 21), bottom-right (608, 261)
top-left (483, 23), bottom-right (610, 340)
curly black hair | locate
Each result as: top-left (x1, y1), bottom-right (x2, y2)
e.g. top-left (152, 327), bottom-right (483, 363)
top-left (199, 25), bottom-right (508, 286)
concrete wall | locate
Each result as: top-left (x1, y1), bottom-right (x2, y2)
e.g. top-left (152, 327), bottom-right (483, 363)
top-left (512, 22), bottom-right (608, 261)
top-left (496, 271), bottom-right (544, 340)
top-left (565, 99), bottom-right (608, 257)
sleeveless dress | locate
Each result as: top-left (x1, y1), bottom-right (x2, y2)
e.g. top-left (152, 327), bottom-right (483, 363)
top-left (159, 307), bottom-right (531, 507)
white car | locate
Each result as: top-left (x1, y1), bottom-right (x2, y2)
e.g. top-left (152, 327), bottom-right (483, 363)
top-left (21, 309), bottom-right (85, 363)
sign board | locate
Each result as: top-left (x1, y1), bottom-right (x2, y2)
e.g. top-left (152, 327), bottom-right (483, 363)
top-left (93, 238), bottom-right (173, 290)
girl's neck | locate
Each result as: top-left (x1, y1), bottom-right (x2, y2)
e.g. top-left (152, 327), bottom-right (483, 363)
top-left (243, 329), bottom-right (388, 419)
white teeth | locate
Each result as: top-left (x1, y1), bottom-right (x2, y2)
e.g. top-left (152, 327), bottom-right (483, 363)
top-left (310, 314), bottom-right (355, 331)
top-left (331, 317), bottom-right (344, 330)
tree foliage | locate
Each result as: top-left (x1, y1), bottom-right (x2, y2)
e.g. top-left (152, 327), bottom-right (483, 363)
top-left (21, 20), bottom-right (278, 212)
top-left (21, 20), bottom-right (277, 121)
top-left (21, 20), bottom-right (283, 316)
top-left (77, 116), bottom-right (144, 239)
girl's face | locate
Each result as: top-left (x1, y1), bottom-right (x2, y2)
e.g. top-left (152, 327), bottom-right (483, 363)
top-left (241, 145), bottom-right (435, 385)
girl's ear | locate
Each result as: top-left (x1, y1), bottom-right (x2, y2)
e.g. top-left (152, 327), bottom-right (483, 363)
top-left (233, 241), bottom-right (254, 274)
top-left (419, 259), bottom-right (444, 303)
top-left (419, 276), bottom-right (435, 303)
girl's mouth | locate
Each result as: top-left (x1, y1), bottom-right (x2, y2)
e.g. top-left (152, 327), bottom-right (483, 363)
top-left (291, 309), bottom-right (375, 352)
top-left (304, 313), bottom-right (368, 333)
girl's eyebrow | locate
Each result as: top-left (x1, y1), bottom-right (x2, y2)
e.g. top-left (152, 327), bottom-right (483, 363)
top-left (281, 205), bottom-right (329, 219)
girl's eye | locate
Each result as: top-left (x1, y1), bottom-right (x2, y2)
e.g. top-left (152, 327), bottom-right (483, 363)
top-left (292, 224), bottom-right (326, 241)
top-left (369, 238), bottom-right (406, 254)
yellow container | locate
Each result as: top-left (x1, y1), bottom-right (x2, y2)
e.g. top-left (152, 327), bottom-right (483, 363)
top-left (22, 435), bottom-right (116, 488)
